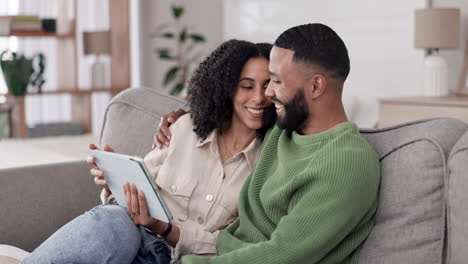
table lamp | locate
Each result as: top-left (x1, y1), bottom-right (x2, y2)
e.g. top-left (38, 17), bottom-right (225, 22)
top-left (414, 8), bottom-right (460, 96)
top-left (83, 31), bottom-right (111, 89)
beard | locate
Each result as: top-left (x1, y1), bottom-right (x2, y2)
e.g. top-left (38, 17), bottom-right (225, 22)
top-left (273, 89), bottom-right (309, 137)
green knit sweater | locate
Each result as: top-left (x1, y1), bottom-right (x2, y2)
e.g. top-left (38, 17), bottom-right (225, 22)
top-left (183, 122), bottom-right (380, 264)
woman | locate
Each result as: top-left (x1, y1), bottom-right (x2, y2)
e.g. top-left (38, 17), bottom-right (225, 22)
top-left (22, 40), bottom-right (275, 264)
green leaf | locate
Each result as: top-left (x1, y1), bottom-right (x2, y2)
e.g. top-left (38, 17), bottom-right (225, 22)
top-left (189, 34), bottom-right (205, 42)
top-left (150, 23), bottom-right (170, 38)
top-left (155, 48), bottom-right (175, 60)
top-left (170, 83), bottom-right (185, 96)
top-left (163, 66), bottom-right (179, 86)
top-left (161, 32), bottom-right (174, 39)
top-left (172, 6), bottom-right (184, 19)
top-left (179, 27), bottom-right (187, 42)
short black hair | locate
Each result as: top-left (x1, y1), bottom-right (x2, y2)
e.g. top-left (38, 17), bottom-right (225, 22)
top-left (274, 23), bottom-right (350, 81)
top-left (187, 39), bottom-right (276, 141)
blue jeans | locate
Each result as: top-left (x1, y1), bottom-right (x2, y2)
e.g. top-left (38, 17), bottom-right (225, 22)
top-left (22, 205), bottom-right (171, 264)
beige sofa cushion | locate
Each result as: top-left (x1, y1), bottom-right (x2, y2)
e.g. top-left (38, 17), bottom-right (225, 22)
top-left (0, 256), bottom-right (20, 264)
top-left (0, 244), bottom-right (29, 262)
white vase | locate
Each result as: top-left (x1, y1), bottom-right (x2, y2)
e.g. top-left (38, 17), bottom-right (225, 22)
top-left (423, 54), bottom-right (449, 97)
top-left (92, 61), bottom-right (106, 89)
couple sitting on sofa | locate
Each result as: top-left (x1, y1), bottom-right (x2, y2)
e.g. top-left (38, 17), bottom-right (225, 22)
top-left (22, 23), bottom-right (380, 264)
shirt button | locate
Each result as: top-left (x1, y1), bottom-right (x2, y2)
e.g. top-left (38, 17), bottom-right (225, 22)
top-left (206, 194), bottom-right (214, 202)
top-left (170, 185), bottom-right (177, 193)
top-left (197, 216), bottom-right (204, 225)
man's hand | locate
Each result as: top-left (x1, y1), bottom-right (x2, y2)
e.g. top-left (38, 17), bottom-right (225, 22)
top-left (87, 144), bottom-right (114, 195)
top-left (152, 108), bottom-right (187, 149)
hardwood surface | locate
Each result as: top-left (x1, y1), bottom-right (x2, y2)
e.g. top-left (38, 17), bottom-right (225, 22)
top-left (378, 96), bottom-right (468, 128)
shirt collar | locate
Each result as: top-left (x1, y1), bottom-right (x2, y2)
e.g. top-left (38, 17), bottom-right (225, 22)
top-left (241, 137), bottom-right (261, 170)
top-left (196, 129), bottom-right (217, 147)
top-left (196, 129), bottom-right (261, 170)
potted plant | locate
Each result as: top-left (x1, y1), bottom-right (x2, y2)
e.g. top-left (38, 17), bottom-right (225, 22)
top-left (152, 5), bottom-right (206, 96)
top-left (0, 50), bottom-right (45, 96)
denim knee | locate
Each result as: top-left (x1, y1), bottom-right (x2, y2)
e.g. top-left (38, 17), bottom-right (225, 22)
top-left (23, 205), bottom-right (141, 264)
top-left (87, 205), bottom-right (141, 245)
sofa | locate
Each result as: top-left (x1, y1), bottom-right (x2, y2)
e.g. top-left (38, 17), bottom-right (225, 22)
top-left (0, 86), bottom-right (467, 263)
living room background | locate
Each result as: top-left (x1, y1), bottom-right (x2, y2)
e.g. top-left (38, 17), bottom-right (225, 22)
top-left (138, 0), bottom-right (468, 128)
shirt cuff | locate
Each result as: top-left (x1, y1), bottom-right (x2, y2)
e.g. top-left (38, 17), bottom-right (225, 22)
top-left (171, 225), bottom-right (217, 262)
top-left (99, 189), bottom-right (116, 205)
top-left (172, 225), bottom-right (191, 262)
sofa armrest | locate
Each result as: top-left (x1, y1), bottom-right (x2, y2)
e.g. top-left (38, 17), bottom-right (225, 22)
top-left (0, 161), bottom-right (101, 252)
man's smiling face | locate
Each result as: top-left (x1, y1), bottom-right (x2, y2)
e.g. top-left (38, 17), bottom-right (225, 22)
top-left (266, 46), bottom-right (310, 134)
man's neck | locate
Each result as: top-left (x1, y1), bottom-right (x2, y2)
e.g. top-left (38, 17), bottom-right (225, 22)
top-left (300, 104), bottom-right (348, 136)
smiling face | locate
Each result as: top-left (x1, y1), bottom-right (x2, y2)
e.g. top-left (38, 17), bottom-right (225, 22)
top-left (266, 46), bottom-right (311, 134)
top-left (231, 57), bottom-right (273, 131)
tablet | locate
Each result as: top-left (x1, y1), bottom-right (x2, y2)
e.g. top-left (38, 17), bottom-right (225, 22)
top-left (90, 149), bottom-right (173, 222)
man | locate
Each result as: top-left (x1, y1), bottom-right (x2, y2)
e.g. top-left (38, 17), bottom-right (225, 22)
top-left (157, 23), bottom-right (380, 263)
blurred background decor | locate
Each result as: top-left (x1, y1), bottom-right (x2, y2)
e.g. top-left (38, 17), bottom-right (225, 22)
top-left (152, 5), bottom-right (206, 96)
top-left (0, 50), bottom-right (45, 96)
top-left (83, 31), bottom-right (111, 89)
top-left (414, 7), bottom-right (461, 96)
top-left (458, 41), bottom-right (468, 96)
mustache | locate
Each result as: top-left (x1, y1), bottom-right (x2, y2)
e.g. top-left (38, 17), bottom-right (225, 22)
top-left (271, 96), bottom-right (284, 105)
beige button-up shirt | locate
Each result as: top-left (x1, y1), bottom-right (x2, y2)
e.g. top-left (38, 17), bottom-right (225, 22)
top-left (120, 114), bottom-right (261, 262)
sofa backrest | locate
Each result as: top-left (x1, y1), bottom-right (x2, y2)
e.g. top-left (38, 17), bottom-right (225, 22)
top-left (100, 87), bottom-right (185, 157)
top-left (359, 118), bottom-right (468, 264)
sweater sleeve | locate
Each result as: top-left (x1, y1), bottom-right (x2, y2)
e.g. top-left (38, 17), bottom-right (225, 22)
top-left (182, 158), bottom-right (379, 264)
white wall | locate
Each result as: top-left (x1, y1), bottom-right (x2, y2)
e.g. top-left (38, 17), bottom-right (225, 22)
top-left (138, 0), bottom-right (223, 93)
top-left (223, 0), bottom-right (468, 128)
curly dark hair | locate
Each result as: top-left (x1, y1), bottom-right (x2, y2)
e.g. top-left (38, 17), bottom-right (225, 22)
top-left (274, 23), bottom-right (350, 82)
top-left (187, 39), bottom-right (276, 141)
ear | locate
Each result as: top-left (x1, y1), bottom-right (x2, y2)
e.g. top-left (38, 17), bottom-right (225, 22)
top-left (309, 74), bottom-right (327, 99)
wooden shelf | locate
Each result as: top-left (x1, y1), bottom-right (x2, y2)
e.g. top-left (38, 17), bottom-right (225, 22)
top-left (378, 96), bottom-right (468, 128)
top-left (0, 30), bottom-right (75, 39)
top-left (3, 0), bottom-right (130, 138)
top-left (3, 87), bottom-right (128, 96)
top-left (379, 96), bottom-right (468, 107)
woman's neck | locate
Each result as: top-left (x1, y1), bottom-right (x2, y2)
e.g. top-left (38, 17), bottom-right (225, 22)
top-left (218, 122), bottom-right (257, 162)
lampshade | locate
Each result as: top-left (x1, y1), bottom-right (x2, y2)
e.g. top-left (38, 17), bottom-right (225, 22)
top-left (83, 31), bottom-right (111, 55)
top-left (414, 8), bottom-right (460, 49)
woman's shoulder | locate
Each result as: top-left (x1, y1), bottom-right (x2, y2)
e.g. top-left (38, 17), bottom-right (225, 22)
top-left (171, 113), bottom-right (194, 129)
top-left (169, 113), bottom-right (197, 140)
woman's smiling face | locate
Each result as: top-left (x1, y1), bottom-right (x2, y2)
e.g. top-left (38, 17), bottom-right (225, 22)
top-left (231, 57), bottom-right (272, 131)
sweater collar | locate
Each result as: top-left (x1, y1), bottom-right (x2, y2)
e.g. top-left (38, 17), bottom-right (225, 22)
top-left (290, 122), bottom-right (358, 145)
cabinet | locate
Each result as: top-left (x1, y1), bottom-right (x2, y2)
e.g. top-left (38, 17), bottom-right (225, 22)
top-left (1, 0), bottom-right (130, 138)
top-left (378, 96), bottom-right (468, 128)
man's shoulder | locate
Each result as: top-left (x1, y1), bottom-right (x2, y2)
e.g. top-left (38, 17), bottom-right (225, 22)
top-left (312, 125), bottom-right (380, 182)
top-left (263, 125), bottom-right (282, 142)
top-left (327, 123), bottom-right (376, 157)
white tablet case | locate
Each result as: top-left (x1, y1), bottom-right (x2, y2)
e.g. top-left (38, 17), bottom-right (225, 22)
top-left (90, 149), bottom-right (173, 222)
